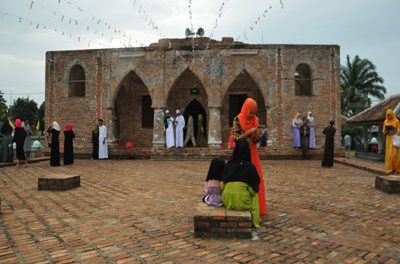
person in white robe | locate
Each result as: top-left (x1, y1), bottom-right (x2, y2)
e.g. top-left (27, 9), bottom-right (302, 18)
top-left (175, 109), bottom-right (185, 148)
top-left (165, 110), bottom-right (175, 148)
top-left (98, 119), bottom-right (108, 159)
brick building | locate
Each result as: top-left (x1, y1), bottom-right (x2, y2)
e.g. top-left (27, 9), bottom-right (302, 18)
top-left (45, 37), bottom-right (341, 157)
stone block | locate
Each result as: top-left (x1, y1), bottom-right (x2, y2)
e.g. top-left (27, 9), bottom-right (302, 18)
top-left (38, 174), bottom-right (80, 191)
top-left (375, 175), bottom-right (400, 193)
top-left (193, 202), bottom-right (252, 239)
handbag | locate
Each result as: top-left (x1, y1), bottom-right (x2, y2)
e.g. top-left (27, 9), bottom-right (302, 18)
top-left (392, 134), bottom-right (400, 148)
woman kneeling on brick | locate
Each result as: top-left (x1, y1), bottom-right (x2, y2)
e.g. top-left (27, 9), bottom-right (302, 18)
top-left (202, 158), bottom-right (225, 206)
top-left (221, 139), bottom-right (260, 228)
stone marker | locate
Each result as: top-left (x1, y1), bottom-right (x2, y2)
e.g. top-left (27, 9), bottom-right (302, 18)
top-left (375, 175), bottom-right (400, 193)
top-left (194, 203), bottom-right (252, 239)
top-left (38, 174), bottom-right (80, 191)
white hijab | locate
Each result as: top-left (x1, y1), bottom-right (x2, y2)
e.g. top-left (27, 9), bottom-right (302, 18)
top-left (307, 111), bottom-right (314, 122)
top-left (52, 121), bottom-right (60, 131)
top-left (292, 112), bottom-right (303, 127)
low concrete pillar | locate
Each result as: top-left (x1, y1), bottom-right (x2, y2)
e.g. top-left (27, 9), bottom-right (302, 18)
top-left (375, 175), bottom-right (400, 193)
top-left (152, 108), bottom-right (165, 148)
top-left (208, 106), bottom-right (222, 148)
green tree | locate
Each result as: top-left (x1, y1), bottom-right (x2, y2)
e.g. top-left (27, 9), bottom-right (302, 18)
top-left (9, 97), bottom-right (38, 125)
top-left (0, 90), bottom-right (7, 120)
top-left (341, 55), bottom-right (386, 117)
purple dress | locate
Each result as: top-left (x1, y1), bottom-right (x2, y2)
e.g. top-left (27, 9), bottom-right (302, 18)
top-left (203, 180), bottom-right (223, 207)
top-left (308, 119), bottom-right (316, 149)
top-left (292, 120), bottom-right (302, 148)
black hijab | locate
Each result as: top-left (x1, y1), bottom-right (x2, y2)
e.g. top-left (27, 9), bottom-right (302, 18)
top-left (205, 158), bottom-right (225, 181)
top-left (1, 117), bottom-right (13, 135)
top-left (221, 139), bottom-right (260, 193)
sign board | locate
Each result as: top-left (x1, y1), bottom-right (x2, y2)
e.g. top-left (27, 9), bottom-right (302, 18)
top-left (190, 87), bottom-right (200, 95)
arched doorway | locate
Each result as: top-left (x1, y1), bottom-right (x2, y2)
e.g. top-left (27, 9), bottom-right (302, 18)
top-left (221, 70), bottom-right (266, 144)
top-left (184, 99), bottom-right (207, 146)
top-left (167, 68), bottom-right (208, 146)
top-left (114, 71), bottom-right (153, 147)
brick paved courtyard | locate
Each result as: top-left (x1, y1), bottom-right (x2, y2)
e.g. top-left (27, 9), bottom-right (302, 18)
top-left (1, 160), bottom-right (400, 264)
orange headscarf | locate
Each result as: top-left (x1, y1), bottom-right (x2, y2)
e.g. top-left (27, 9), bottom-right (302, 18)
top-left (237, 98), bottom-right (259, 131)
top-left (384, 109), bottom-right (399, 127)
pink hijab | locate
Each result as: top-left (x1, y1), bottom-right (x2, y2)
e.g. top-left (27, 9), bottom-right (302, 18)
top-left (15, 119), bottom-right (22, 128)
top-left (65, 122), bottom-right (73, 131)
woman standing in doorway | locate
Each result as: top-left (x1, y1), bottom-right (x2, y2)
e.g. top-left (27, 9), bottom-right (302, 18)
top-left (231, 97), bottom-right (267, 218)
top-left (197, 114), bottom-right (207, 147)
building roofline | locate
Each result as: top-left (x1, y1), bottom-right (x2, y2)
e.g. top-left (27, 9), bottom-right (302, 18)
top-left (347, 94), bottom-right (400, 123)
top-left (45, 38), bottom-right (340, 54)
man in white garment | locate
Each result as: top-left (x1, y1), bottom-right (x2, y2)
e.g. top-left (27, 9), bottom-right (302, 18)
top-left (98, 119), bottom-right (108, 159)
top-left (165, 110), bottom-right (175, 148)
top-left (175, 109), bottom-right (185, 148)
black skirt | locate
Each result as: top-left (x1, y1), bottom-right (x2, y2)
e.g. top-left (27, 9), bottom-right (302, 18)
top-left (16, 143), bottom-right (26, 160)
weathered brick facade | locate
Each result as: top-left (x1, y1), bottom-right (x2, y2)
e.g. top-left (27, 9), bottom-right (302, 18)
top-left (45, 37), bottom-right (341, 157)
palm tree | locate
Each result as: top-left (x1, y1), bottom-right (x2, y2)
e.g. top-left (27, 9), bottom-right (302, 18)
top-left (341, 55), bottom-right (386, 117)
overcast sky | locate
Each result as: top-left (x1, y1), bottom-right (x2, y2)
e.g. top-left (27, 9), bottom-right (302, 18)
top-left (0, 0), bottom-right (398, 106)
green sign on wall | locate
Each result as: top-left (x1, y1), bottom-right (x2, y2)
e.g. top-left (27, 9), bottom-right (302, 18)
top-left (190, 87), bottom-right (200, 95)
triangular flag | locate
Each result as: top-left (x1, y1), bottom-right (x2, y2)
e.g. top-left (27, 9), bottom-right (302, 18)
top-left (8, 117), bottom-right (14, 129)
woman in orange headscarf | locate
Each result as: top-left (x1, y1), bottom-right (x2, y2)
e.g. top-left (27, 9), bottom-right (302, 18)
top-left (383, 109), bottom-right (400, 174)
top-left (232, 97), bottom-right (267, 218)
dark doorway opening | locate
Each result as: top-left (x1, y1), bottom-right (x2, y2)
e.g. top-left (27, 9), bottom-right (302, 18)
top-left (229, 94), bottom-right (247, 125)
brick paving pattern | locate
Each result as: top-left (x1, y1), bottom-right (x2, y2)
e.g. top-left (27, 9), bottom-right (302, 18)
top-left (1, 160), bottom-right (399, 263)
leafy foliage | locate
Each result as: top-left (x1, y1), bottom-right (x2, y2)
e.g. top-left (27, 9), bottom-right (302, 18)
top-left (341, 55), bottom-right (386, 117)
top-left (9, 97), bottom-right (38, 126)
top-left (0, 90), bottom-right (7, 120)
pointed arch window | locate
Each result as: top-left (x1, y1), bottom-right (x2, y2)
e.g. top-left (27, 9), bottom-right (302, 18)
top-left (69, 64), bottom-right (86, 97)
top-left (295, 63), bottom-right (312, 96)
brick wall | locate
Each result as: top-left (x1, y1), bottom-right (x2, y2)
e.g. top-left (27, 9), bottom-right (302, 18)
top-left (45, 38), bottom-right (341, 156)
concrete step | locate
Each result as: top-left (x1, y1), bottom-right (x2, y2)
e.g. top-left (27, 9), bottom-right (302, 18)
top-left (355, 152), bottom-right (384, 162)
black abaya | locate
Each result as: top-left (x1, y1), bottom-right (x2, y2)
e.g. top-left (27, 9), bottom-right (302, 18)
top-left (92, 131), bottom-right (99, 159)
top-left (63, 131), bottom-right (75, 165)
top-left (49, 129), bottom-right (60, 166)
top-left (300, 124), bottom-right (310, 160)
top-left (12, 127), bottom-right (26, 160)
top-left (321, 125), bottom-right (336, 167)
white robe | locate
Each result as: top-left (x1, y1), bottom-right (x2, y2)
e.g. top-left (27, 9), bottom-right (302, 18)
top-left (166, 117), bottom-right (175, 148)
top-left (175, 115), bottom-right (185, 147)
top-left (98, 125), bottom-right (108, 159)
